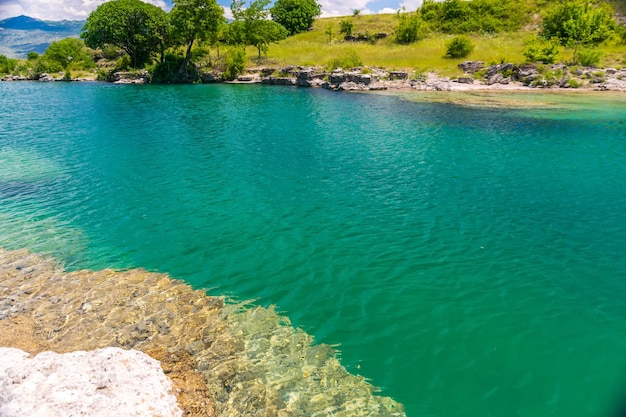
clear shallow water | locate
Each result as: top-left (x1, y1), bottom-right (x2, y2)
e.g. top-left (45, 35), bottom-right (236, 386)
top-left (2, 82), bottom-right (626, 416)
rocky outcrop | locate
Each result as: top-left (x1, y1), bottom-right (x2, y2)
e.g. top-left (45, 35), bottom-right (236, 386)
top-left (38, 73), bottom-right (55, 82)
top-left (458, 61), bottom-right (484, 74)
top-left (110, 71), bottom-right (149, 84)
top-left (0, 347), bottom-right (182, 417)
top-left (5, 61), bottom-right (626, 92)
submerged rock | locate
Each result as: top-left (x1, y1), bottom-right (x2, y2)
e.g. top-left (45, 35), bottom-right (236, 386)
top-left (0, 248), bottom-right (406, 417)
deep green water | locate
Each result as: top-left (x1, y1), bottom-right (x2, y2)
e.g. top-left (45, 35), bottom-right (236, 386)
top-left (2, 82), bottom-right (626, 416)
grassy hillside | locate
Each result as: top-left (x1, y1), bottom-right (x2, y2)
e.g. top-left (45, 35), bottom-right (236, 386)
top-left (255, 7), bottom-right (625, 76)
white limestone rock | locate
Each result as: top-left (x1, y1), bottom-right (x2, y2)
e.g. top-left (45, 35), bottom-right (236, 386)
top-left (0, 347), bottom-right (182, 417)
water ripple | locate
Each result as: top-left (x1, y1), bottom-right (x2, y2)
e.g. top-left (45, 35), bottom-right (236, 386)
top-left (1, 83), bottom-right (626, 416)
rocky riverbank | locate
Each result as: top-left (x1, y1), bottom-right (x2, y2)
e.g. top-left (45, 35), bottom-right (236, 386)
top-left (4, 60), bottom-right (626, 92)
top-left (226, 61), bottom-right (626, 92)
top-left (0, 248), bottom-right (405, 417)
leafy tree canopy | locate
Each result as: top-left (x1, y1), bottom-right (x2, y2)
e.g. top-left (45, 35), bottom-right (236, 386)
top-left (270, 0), bottom-right (321, 35)
top-left (81, 0), bottom-right (170, 68)
top-left (170, 0), bottom-right (224, 73)
top-left (227, 0), bottom-right (288, 58)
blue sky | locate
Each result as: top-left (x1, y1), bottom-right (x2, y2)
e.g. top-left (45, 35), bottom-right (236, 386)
top-left (0, 0), bottom-right (422, 21)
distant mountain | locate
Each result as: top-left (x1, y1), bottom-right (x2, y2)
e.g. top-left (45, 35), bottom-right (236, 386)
top-left (0, 15), bottom-right (85, 58)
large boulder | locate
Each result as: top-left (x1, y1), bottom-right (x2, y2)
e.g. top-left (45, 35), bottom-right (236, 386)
top-left (0, 347), bottom-right (182, 417)
top-left (458, 61), bottom-right (484, 74)
top-left (486, 63), bottom-right (514, 78)
top-left (388, 71), bottom-right (408, 81)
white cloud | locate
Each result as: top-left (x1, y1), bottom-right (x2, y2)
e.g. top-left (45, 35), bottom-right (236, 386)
top-left (0, 0), bottom-right (169, 21)
top-left (222, 5), bottom-right (232, 20)
top-left (318, 0), bottom-right (370, 17)
top-left (319, 0), bottom-right (405, 17)
top-left (399, 0), bottom-right (423, 12)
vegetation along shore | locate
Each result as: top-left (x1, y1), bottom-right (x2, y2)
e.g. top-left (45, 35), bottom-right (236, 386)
top-left (1, 0), bottom-right (626, 91)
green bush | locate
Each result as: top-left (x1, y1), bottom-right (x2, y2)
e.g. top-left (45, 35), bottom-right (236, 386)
top-left (0, 55), bottom-right (18, 74)
top-left (327, 50), bottom-right (363, 70)
top-left (27, 52), bottom-right (39, 61)
top-left (31, 59), bottom-right (64, 78)
top-left (223, 48), bottom-right (246, 80)
top-left (43, 38), bottom-right (95, 70)
top-left (151, 53), bottom-right (198, 83)
top-left (576, 48), bottom-right (602, 67)
top-left (419, 0), bottom-right (526, 34)
top-left (523, 36), bottom-right (560, 64)
top-left (567, 78), bottom-right (581, 88)
top-left (116, 55), bottom-right (132, 70)
top-left (395, 12), bottom-right (425, 44)
top-left (339, 19), bottom-right (354, 36)
top-left (444, 36), bottom-right (474, 58)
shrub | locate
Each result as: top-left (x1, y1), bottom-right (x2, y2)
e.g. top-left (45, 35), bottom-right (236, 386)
top-left (444, 36), bottom-right (474, 58)
top-left (395, 12), bottom-right (425, 44)
top-left (0, 55), bottom-right (18, 74)
top-left (327, 50), bottom-right (363, 70)
top-left (151, 53), bottom-right (199, 83)
top-left (30, 59), bottom-right (63, 79)
top-left (116, 55), bottom-right (132, 70)
top-left (523, 36), bottom-right (560, 64)
top-left (223, 48), bottom-right (246, 80)
top-left (567, 78), bottom-right (581, 88)
top-left (420, 0), bottom-right (526, 34)
top-left (541, 0), bottom-right (615, 48)
top-left (43, 38), bottom-right (95, 70)
top-left (27, 52), bottom-right (39, 61)
top-left (324, 24), bottom-right (333, 43)
top-left (339, 19), bottom-right (354, 36)
top-left (576, 48), bottom-right (602, 67)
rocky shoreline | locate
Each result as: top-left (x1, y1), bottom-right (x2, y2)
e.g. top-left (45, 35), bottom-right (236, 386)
top-left (3, 60), bottom-right (626, 92)
top-left (0, 248), bottom-right (405, 417)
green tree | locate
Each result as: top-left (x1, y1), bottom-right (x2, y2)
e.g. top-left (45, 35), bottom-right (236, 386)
top-left (81, 0), bottom-right (170, 68)
top-left (541, 0), bottom-right (615, 60)
top-left (170, 0), bottom-right (224, 74)
top-left (270, 0), bottom-right (321, 35)
top-left (324, 23), bottom-right (334, 43)
top-left (228, 0), bottom-right (288, 59)
top-left (42, 38), bottom-right (94, 70)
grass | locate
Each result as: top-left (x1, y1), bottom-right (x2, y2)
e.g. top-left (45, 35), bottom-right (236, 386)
top-left (242, 12), bottom-right (626, 75)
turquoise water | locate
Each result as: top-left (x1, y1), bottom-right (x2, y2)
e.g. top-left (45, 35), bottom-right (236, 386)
top-left (2, 82), bottom-right (626, 416)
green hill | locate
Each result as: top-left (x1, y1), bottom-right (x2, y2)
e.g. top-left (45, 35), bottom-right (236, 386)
top-left (259, 1), bottom-right (625, 76)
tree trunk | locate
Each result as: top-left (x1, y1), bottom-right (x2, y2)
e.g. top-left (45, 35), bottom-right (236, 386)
top-left (179, 39), bottom-right (194, 76)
